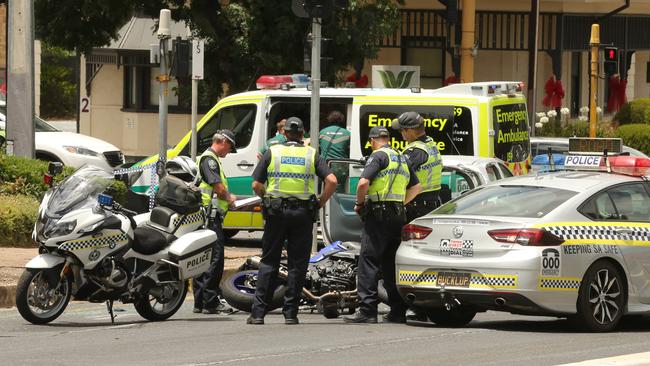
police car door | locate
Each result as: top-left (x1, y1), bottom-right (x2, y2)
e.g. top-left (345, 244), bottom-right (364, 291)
top-left (322, 159), bottom-right (364, 244)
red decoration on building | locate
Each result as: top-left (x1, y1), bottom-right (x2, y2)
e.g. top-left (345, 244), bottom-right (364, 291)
top-left (346, 73), bottom-right (368, 88)
top-left (607, 74), bottom-right (627, 113)
top-left (443, 74), bottom-right (460, 86)
top-left (542, 75), bottom-right (564, 109)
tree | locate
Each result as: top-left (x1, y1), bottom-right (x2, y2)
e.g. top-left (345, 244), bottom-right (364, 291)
top-left (35, 0), bottom-right (404, 97)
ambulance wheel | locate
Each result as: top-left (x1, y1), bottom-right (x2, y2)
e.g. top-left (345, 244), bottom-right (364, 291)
top-left (223, 230), bottom-right (239, 239)
top-left (426, 306), bottom-right (476, 327)
top-left (575, 260), bottom-right (626, 332)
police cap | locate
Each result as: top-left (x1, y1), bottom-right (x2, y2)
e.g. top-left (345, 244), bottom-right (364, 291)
top-left (368, 126), bottom-right (390, 139)
top-left (391, 111), bottom-right (423, 129)
top-left (284, 117), bottom-right (305, 133)
top-left (215, 129), bottom-right (237, 153)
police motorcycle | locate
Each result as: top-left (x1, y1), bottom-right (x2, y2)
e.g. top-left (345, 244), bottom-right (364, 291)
top-left (16, 161), bottom-right (215, 324)
top-left (222, 158), bottom-right (388, 318)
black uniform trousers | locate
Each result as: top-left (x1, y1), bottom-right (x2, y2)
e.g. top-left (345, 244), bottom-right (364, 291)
top-left (357, 209), bottom-right (407, 317)
top-left (405, 193), bottom-right (440, 223)
top-left (251, 205), bottom-right (313, 319)
top-left (192, 215), bottom-right (226, 310)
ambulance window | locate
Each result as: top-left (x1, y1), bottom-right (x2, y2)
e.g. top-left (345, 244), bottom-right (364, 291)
top-left (493, 103), bottom-right (530, 164)
top-left (358, 105), bottom-right (473, 157)
top-left (180, 104), bottom-right (257, 156)
top-left (267, 98), bottom-right (350, 141)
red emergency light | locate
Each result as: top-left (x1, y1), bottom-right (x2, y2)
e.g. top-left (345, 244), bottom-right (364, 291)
top-left (256, 75), bottom-right (293, 90)
top-left (605, 156), bottom-right (650, 177)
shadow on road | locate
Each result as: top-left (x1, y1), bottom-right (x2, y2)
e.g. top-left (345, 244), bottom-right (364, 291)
top-left (406, 315), bottom-right (650, 333)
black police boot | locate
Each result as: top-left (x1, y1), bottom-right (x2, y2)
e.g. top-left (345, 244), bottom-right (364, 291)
top-left (284, 317), bottom-right (299, 325)
top-left (246, 316), bottom-right (264, 325)
top-left (343, 310), bottom-right (377, 324)
top-left (382, 311), bottom-right (406, 324)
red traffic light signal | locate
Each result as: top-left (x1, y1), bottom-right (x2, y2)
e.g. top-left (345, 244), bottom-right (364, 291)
top-left (604, 47), bottom-right (618, 62)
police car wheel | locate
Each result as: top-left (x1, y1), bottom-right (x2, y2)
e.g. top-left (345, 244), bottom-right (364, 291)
top-left (425, 306), bottom-right (476, 327)
top-left (576, 260), bottom-right (626, 332)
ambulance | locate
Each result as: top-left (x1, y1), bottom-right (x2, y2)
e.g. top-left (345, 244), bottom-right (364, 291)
top-left (126, 76), bottom-right (531, 236)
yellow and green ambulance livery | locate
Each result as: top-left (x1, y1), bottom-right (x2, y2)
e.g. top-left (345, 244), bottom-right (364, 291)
top-left (127, 80), bottom-right (530, 236)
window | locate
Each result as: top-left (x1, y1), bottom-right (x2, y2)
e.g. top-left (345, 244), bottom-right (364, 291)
top-left (441, 168), bottom-right (479, 202)
top-left (485, 164), bottom-right (501, 181)
top-left (179, 104), bottom-right (257, 156)
top-left (580, 184), bottom-right (650, 222)
top-left (436, 185), bottom-right (577, 218)
top-left (497, 162), bottom-right (514, 178)
top-left (402, 37), bottom-right (445, 89)
top-left (493, 103), bottom-right (530, 164)
top-left (358, 105), bottom-right (473, 157)
top-left (267, 98), bottom-right (351, 141)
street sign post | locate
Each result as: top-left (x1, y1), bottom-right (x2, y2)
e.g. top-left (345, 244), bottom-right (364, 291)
top-left (191, 39), bottom-right (205, 160)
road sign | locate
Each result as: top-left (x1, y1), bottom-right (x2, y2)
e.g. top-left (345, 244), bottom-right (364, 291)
top-left (192, 39), bottom-right (204, 80)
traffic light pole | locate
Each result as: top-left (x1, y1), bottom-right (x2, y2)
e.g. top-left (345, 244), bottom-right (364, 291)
top-left (157, 10), bottom-right (172, 178)
top-left (589, 24), bottom-right (600, 138)
top-left (310, 17), bottom-right (321, 254)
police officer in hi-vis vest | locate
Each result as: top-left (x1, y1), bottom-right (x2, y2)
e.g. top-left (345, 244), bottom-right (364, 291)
top-left (392, 111), bottom-right (442, 222)
top-left (249, 117), bottom-right (337, 325)
top-left (392, 111), bottom-right (443, 321)
top-left (344, 126), bottom-right (421, 324)
top-left (192, 130), bottom-right (237, 315)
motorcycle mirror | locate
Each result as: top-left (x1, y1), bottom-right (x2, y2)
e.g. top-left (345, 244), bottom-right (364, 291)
top-left (48, 162), bottom-right (64, 176)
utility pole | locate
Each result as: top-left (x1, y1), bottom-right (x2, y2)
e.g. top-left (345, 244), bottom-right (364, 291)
top-left (309, 16), bottom-right (322, 254)
top-left (460, 0), bottom-right (475, 82)
top-left (156, 9), bottom-right (171, 177)
top-left (190, 37), bottom-right (204, 160)
top-left (7, 0), bottom-right (35, 157)
top-left (589, 24), bottom-right (600, 138)
top-left (527, 0), bottom-right (540, 135)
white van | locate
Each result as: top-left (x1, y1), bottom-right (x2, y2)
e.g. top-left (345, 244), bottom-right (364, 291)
top-left (128, 79), bottom-right (530, 235)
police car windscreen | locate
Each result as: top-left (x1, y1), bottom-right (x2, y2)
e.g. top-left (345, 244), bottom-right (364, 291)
top-left (359, 105), bottom-right (472, 156)
top-left (435, 185), bottom-right (576, 218)
top-left (493, 103), bottom-right (530, 163)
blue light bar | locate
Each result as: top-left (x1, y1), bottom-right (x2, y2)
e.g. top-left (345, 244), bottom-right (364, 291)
top-left (98, 194), bottom-right (114, 206)
top-left (531, 153), bottom-right (565, 172)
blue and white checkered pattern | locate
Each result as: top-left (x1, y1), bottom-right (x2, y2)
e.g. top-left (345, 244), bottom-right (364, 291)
top-left (419, 160), bottom-right (442, 171)
top-left (268, 172), bottom-right (315, 180)
top-left (59, 233), bottom-right (129, 252)
top-left (376, 168), bottom-right (409, 178)
top-left (113, 163), bottom-right (158, 210)
top-left (546, 225), bottom-right (650, 242)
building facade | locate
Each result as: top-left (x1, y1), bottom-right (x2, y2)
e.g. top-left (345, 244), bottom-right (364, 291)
top-left (82, 0), bottom-right (650, 157)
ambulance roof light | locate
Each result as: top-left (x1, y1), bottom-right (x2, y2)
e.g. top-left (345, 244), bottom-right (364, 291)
top-left (256, 74), bottom-right (310, 90)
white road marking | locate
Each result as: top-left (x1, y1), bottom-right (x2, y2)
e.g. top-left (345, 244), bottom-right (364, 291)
top-left (556, 352), bottom-right (650, 366)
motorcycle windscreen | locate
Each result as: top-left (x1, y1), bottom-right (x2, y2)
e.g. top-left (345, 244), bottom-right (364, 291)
top-left (322, 159), bottom-right (363, 244)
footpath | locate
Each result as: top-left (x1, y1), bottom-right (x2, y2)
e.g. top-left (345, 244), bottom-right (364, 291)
top-left (0, 245), bottom-right (260, 308)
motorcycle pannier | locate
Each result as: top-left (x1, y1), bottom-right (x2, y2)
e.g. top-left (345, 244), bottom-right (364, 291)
top-left (156, 175), bottom-right (201, 214)
top-left (168, 230), bottom-right (217, 279)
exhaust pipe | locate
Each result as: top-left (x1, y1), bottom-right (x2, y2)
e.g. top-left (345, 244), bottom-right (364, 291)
top-left (405, 293), bottom-right (416, 303)
top-left (494, 297), bottom-right (506, 306)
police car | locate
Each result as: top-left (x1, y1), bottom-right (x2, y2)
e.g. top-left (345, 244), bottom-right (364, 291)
top-left (395, 138), bottom-right (650, 332)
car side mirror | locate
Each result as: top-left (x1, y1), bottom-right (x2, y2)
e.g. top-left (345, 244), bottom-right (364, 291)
top-left (48, 162), bottom-right (64, 176)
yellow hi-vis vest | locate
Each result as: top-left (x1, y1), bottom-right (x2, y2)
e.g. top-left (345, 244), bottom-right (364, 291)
top-left (367, 147), bottom-right (409, 202)
top-left (407, 137), bottom-right (442, 193)
top-left (196, 149), bottom-right (229, 214)
top-left (267, 144), bottom-right (316, 200)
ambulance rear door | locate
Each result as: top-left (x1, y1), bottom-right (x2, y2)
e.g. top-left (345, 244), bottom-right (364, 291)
top-left (489, 95), bottom-right (530, 175)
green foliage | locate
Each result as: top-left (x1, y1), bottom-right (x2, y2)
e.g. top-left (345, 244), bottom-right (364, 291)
top-left (40, 44), bottom-right (77, 119)
top-left (536, 120), bottom-right (612, 138)
top-left (615, 124), bottom-right (650, 156)
top-left (35, 0), bottom-right (136, 54)
top-left (0, 153), bottom-right (73, 199)
top-left (0, 195), bottom-right (39, 247)
top-left (613, 99), bottom-right (650, 125)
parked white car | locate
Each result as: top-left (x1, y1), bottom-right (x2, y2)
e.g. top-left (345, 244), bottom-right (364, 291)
top-left (0, 105), bottom-right (124, 172)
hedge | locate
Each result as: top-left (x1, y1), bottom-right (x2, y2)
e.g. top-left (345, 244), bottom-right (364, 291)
top-left (615, 124), bottom-right (650, 156)
top-left (0, 195), bottom-right (40, 247)
top-left (537, 120), bottom-right (613, 138)
top-left (614, 98), bottom-right (650, 125)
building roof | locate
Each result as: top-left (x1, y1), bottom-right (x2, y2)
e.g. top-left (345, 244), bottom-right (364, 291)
top-left (106, 16), bottom-right (189, 51)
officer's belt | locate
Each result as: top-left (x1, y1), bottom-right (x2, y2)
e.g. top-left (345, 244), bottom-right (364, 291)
top-left (407, 193), bottom-right (439, 207)
top-left (268, 197), bottom-right (312, 208)
top-left (366, 201), bottom-right (402, 209)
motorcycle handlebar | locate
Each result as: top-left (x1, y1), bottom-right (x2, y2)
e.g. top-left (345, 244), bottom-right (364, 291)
top-left (110, 202), bottom-right (138, 229)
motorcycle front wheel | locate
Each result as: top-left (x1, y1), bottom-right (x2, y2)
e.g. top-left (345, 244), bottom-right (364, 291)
top-left (221, 270), bottom-right (286, 313)
top-left (134, 280), bottom-right (188, 321)
top-left (16, 268), bottom-right (72, 324)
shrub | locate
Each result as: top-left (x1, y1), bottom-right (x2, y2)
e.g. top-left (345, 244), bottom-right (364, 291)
top-left (0, 195), bottom-right (39, 247)
top-left (614, 99), bottom-right (650, 125)
top-left (537, 120), bottom-right (612, 138)
top-left (0, 153), bottom-right (74, 199)
top-left (615, 124), bottom-right (650, 156)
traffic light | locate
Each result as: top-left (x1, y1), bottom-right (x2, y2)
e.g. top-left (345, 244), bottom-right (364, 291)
top-left (604, 47), bottom-right (618, 74)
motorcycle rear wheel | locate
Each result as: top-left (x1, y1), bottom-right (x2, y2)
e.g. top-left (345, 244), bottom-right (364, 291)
top-left (134, 280), bottom-right (188, 321)
top-left (16, 269), bottom-right (72, 324)
top-left (221, 270), bottom-right (286, 313)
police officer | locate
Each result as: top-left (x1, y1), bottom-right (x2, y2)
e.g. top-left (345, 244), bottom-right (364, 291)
top-left (344, 126), bottom-right (421, 324)
top-left (192, 130), bottom-right (237, 315)
top-left (249, 117), bottom-right (337, 325)
top-left (392, 111), bottom-right (443, 222)
top-left (392, 111), bottom-right (443, 321)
